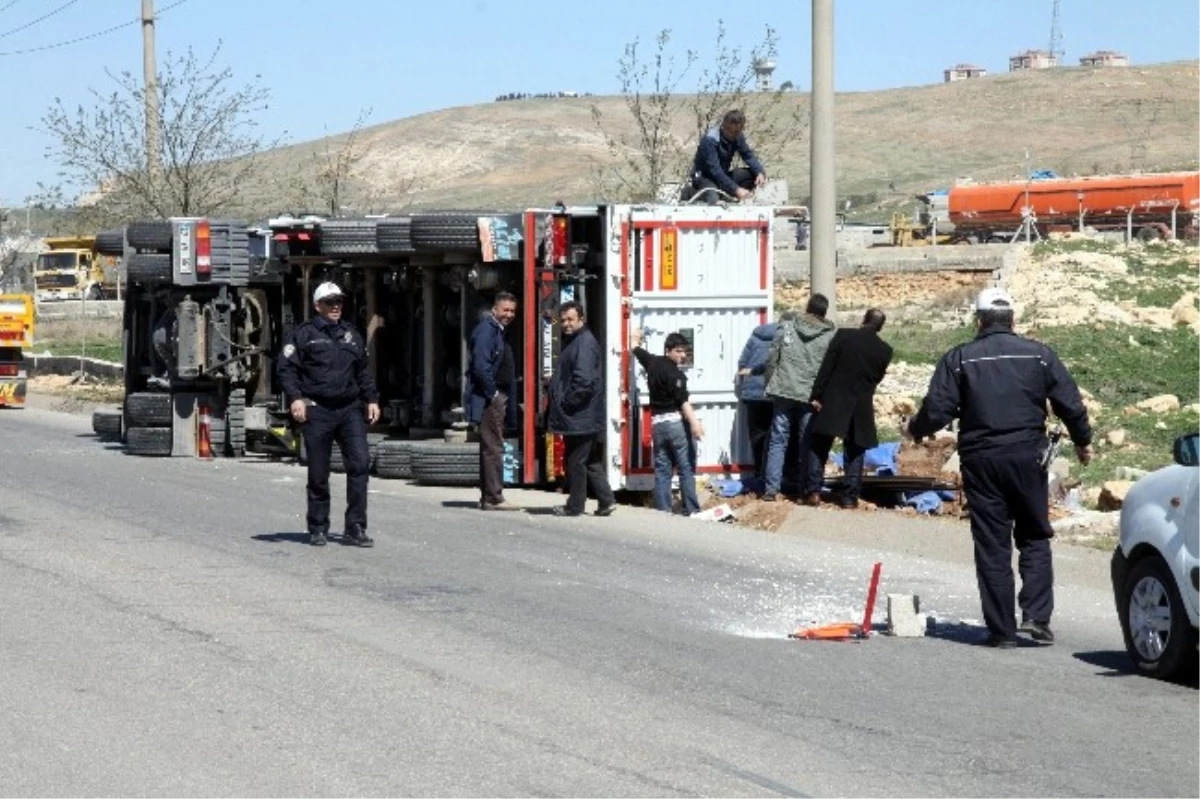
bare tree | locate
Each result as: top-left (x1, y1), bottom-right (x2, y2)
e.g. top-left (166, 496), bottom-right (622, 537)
top-left (591, 21), bottom-right (807, 202)
top-left (40, 45), bottom-right (280, 223)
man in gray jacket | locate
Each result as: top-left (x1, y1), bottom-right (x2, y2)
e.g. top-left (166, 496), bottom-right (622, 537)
top-left (761, 294), bottom-right (837, 501)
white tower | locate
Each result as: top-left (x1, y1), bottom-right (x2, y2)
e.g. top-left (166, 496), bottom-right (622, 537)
top-left (754, 58), bottom-right (777, 91)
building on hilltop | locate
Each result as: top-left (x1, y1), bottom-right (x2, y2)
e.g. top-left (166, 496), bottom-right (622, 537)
top-left (1079, 50), bottom-right (1129, 67)
top-left (1009, 49), bottom-right (1058, 71)
top-left (944, 63), bottom-right (988, 82)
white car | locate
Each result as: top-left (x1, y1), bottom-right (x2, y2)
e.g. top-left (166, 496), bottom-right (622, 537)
top-left (1111, 432), bottom-right (1199, 680)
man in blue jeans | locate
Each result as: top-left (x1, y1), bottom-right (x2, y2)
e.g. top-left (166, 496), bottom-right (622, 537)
top-left (761, 294), bottom-right (837, 502)
top-left (630, 327), bottom-right (706, 515)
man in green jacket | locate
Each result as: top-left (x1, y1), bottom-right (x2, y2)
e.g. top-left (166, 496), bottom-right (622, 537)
top-left (761, 293), bottom-right (837, 501)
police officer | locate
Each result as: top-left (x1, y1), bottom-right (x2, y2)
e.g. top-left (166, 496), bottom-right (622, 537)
top-left (906, 288), bottom-right (1093, 648)
top-left (278, 282), bottom-right (381, 547)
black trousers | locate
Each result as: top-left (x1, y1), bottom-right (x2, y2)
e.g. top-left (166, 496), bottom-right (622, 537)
top-left (807, 418), bottom-right (866, 500)
top-left (304, 401), bottom-right (370, 534)
top-left (961, 449), bottom-right (1054, 638)
top-left (563, 435), bottom-right (615, 513)
top-left (743, 400), bottom-right (773, 481)
top-left (479, 392), bottom-right (508, 505)
top-left (686, 168), bottom-right (755, 204)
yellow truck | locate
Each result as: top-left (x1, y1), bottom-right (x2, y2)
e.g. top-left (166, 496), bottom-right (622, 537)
top-left (34, 235), bottom-right (121, 301)
top-left (0, 294), bottom-right (34, 408)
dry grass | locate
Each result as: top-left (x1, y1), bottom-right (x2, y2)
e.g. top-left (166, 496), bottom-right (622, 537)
top-left (240, 60), bottom-right (1199, 214)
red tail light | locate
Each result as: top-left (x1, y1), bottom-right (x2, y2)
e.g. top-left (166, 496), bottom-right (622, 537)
top-left (0, 331), bottom-right (21, 342)
top-left (0, 364), bottom-right (18, 377)
top-left (550, 215), bottom-right (569, 266)
top-left (196, 220), bottom-right (212, 276)
top-left (552, 434), bottom-right (565, 479)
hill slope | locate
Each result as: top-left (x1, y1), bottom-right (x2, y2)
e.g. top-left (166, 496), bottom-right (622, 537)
top-left (259, 60), bottom-right (1199, 215)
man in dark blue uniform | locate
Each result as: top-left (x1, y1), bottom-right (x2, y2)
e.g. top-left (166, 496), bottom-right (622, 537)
top-left (278, 282), bottom-right (380, 547)
top-left (685, 109), bottom-right (767, 204)
top-left (907, 288), bottom-right (1093, 648)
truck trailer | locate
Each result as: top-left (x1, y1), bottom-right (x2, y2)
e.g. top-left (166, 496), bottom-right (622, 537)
top-left (107, 204), bottom-right (777, 494)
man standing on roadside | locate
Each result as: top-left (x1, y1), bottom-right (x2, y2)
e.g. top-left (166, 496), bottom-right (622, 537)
top-left (807, 309), bottom-right (894, 509)
top-left (761, 294), bottom-right (836, 502)
top-left (467, 292), bottom-right (520, 511)
top-left (278, 282), bottom-right (380, 548)
top-left (548, 301), bottom-right (616, 518)
top-left (735, 321), bottom-right (778, 490)
top-left (907, 288), bottom-right (1093, 648)
top-left (630, 327), bottom-right (705, 515)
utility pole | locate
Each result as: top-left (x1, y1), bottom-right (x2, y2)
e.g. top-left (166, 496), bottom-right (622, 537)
top-left (810, 0), bottom-right (836, 313)
top-left (142, 0), bottom-right (162, 177)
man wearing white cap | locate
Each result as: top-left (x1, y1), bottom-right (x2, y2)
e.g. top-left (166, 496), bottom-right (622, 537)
top-left (278, 282), bottom-right (381, 547)
top-left (907, 287), bottom-right (1093, 648)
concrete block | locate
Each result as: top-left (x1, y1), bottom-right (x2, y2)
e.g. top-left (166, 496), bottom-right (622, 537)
top-left (887, 594), bottom-right (928, 638)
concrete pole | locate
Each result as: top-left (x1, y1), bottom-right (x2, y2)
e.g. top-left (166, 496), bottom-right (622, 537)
top-left (809, 0), bottom-right (836, 312)
top-left (142, 0), bottom-right (162, 179)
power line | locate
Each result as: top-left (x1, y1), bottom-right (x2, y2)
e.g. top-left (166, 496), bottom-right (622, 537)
top-left (0, 1), bottom-right (24, 16)
top-left (0, 0), bottom-right (81, 39)
top-left (0, 0), bottom-right (188, 57)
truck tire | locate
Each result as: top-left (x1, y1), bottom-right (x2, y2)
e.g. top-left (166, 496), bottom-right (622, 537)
top-left (125, 392), bottom-right (172, 427)
top-left (319, 219), bottom-right (379, 255)
top-left (126, 253), bottom-right (172, 285)
top-left (376, 217), bottom-right (414, 253)
top-left (226, 388), bottom-right (246, 457)
top-left (127, 220), bottom-right (173, 252)
top-left (125, 426), bottom-right (172, 456)
top-left (92, 407), bottom-right (123, 440)
top-left (410, 441), bottom-right (480, 486)
top-left (410, 211), bottom-right (499, 252)
top-left (95, 229), bottom-right (125, 256)
top-left (375, 439), bottom-right (416, 479)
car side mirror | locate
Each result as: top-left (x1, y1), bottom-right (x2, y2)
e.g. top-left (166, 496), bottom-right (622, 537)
top-left (1172, 432), bottom-right (1199, 467)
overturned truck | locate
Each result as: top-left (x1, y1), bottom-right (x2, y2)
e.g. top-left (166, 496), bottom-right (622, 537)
top-left (105, 204), bottom-right (778, 491)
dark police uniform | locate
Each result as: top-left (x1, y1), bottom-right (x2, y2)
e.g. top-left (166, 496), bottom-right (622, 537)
top-left (909, 324), bottom-right (1091, 643)
top-left (278, 315), bottom-right (379, 541)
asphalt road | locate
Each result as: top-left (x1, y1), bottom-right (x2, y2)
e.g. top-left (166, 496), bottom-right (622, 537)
top-left (0, 402), bottom-right (1196, 797)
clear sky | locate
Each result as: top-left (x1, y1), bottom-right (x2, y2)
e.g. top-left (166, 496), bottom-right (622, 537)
top-left (1, 0), bottom-right (1197, 205)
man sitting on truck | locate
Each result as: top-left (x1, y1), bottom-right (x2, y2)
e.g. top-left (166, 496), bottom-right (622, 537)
top-left (684, 109), bottom-right (767, 204)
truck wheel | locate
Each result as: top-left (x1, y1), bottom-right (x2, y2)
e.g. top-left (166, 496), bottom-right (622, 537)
top-left (226, 388), bottom-right (246, 457)
top-left (410, 211), bottom-right (500, 252)
top-left (376, 217), bottom-right (414, 253)
top-left (125, 426), bottom-right (172, 456)
top-left (375, 439), bottom-right (416, 479)
top-left (92, 407), bottom-right (123, 440)
top-left (319, 219), bottom-right (379, 255)
top-left (126, 254), bottom-right (173, 285)
top-left (125, 392), bottom-right (172, 427)
top-left (1119, 555), bottom-right (1198, 680)
top-left (410, 441), bottom-right (480, 486)
top-left (95, 229), bottom-right (125, 256)
top-left (1137, 226), bottom-right (1161, 243)
top-left (127, 221), bottom-right (173, 252)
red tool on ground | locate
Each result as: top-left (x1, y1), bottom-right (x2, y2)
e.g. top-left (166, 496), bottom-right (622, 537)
top-left (788, 561), bottom-right (883, 641)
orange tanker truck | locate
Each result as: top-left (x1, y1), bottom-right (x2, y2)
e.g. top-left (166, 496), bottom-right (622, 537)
top-left (947, 171), bottom-right (1199, 242)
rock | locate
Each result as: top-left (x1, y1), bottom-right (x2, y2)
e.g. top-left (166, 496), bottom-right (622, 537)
top-left (1155, 421), bottom-right (1168, 430)
top-left (1106, 429), bottom-right (1127, 447)
top-left (1186, 403), bottom-right (1200, 415)
top-left (941, 451), bottom-right (961, 475)
top-left (1123, 405), bottom-right (1143, 416)
top-left (1136, 394), bottom-right (1179, 413)
top-left (1049, 456), bottom-right (1071, 482)
top-left (1113, 466), bottom-right (1149, 481)
top-left (886, 594), bottom-right (928, 638)
top-left (1052, 510), bottom-right (1119, 538)
top-left (1098, 480), bottom-right (1134, 511)
top-left (1082, 486), bottom-right (1104, 508)
top-left (873, 394), bottom-right (918, 419)
top-left (1171, 292), bottom-right (1199, 330)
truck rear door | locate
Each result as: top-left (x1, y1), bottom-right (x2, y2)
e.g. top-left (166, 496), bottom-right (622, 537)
top-left (603, 205), bottom-right (773, 492)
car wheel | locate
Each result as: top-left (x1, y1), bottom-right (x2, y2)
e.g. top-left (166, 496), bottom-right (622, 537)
top-left (1120, 555), bottom-right (1198, 680)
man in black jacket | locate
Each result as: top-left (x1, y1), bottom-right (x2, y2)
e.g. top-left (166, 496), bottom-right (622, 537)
top-left (808, 309), bottom-right (894, 509)
top-left (548, 302), bottom-right (616, 517)
top-left (278, 282), bottom-right (381, 548)
top-left (685, 109), bottom-right (767, 204)
top-left (907, 288), bottom-right (1093, 648)
top-left (466, 292), bottom-right (519, 511)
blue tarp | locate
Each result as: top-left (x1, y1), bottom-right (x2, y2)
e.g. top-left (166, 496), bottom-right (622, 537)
top-left (829, 441), bottom-right (901, 475)
top-left (1029, 169), bottom-right (1059, 181)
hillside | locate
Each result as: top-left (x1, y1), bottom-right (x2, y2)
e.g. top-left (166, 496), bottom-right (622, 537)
top-left (255, 60), bottom-right (1199, 216)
